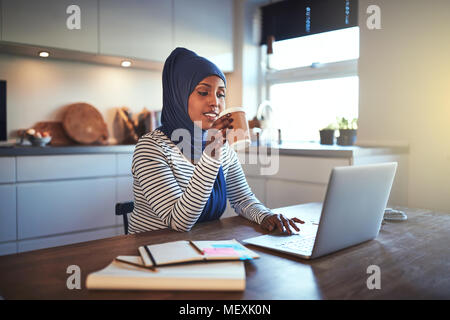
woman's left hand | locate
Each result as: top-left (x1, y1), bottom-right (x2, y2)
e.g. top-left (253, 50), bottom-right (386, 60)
top-left (261, 213), bottom-right (305, 235)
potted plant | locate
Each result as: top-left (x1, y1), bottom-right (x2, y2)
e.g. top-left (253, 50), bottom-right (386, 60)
top-left (336, 117), bottom-right (357, 146)
top-left (319, 123), bottom-right (336, 145)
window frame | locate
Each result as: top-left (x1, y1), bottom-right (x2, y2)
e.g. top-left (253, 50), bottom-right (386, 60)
top-left (258, 28), bottom-right (360, 143)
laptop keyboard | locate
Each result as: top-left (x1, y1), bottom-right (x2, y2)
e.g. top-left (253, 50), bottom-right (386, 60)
top-left (276, 235), bottom-right (315, 253)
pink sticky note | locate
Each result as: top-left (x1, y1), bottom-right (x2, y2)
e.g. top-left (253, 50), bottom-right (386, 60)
top-left (203, 247), bottom-right (240, 256)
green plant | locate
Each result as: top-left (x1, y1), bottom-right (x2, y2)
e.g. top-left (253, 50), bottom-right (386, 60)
top-left (336, 117), bottom-right (358, 130)
top-left (321, 122), bottom-right (337, 130)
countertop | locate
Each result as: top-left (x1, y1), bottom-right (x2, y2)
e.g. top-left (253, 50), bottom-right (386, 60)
top-left (0, 144), bottom-right (136, 156)
top-left (0, 141), bottom-right (409, 158)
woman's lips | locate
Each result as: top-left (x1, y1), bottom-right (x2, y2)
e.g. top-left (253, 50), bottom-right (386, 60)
top-left (203, 113), bottom-right (218, 121)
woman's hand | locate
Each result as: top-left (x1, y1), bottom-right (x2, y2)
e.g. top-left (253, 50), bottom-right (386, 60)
top-left (261, 213), bottom-right (305, 235)
top-left (204, 113), bottom-right (234, 160)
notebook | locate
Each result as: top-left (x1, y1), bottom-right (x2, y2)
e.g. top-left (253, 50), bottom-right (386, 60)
top-left (85, 255), bottom-right (245, 291)
top-left (138, 239), bottom-right (259, 268)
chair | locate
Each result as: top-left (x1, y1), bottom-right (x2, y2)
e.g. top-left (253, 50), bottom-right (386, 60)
top-left (115, 201), bottom-right (134, 235)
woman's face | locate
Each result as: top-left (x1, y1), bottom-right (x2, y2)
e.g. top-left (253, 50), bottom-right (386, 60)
top-left (188, 75), bottom-right (226, 130)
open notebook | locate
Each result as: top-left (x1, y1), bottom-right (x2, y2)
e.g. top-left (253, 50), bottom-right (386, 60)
top-left (86, 255), bottom-right (246, 291)
top-left (138, 239), bottom-right (259, 268)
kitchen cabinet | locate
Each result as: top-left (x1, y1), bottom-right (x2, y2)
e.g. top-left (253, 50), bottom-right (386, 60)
top-left (16, 154), bottom-right (116, 182)
top-left (222, 175), bottom-right (266, 218)
top-left (0, 185), bottom-right (16, 243)
top-left (2, 0), bottom-right (98, 53)
top-left (246, 176), bottom-right (266, 204)
top-left (17, 226), bottom-right (120, 253)
top-left (0, 151), bottom-right (135, 255)
top-left (174, 0), bottom-right (234, 72)
top-left (17, 178), bottom-right (116, 239)
top-left (1, 0), bottom-right (234, 69)
top-left (0, 242), bottom-right (16, 256)
top-left (117, 153), bottom-right (133, 176)
top-left (99, 0), bottom-right (173, 61)
top-left (265, 179), bottom-right (327, 209)
top-left (0, 157), bottom-right (15, 183)
top-left (239, 149), bottom-right (408, 212)
top-left (241, 155), bottom-right (345, 211)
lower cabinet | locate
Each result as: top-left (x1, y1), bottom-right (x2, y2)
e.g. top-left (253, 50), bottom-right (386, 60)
top-left (265, 179), bottom-right (328, 209)
top-left (241, 154), bottom-right (351, 211)
top-left (0, 153), bottom-right (135, 256)
top-left (0, 184), bottom-right (16, 243)
top-left (17, 226), bottom-right (122, 253)
top-left (17, 178), bottom-right (117, 239)
top-left (0, 242), bottom-right (17, 256)
top-left (222, 176), bottom-right (266, 218)
top-left (240, 152), bottom-right (407, 211)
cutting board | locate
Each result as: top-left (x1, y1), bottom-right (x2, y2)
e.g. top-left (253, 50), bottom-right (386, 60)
top-left (62, 103), bottom-right (108, 144)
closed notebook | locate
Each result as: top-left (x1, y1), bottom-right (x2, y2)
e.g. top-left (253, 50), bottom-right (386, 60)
top-left (85, 255), bottom-right (245, 291)
top-left (138, 239), bottom-right (259, 268)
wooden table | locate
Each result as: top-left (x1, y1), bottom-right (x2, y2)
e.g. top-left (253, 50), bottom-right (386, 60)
top-left (0, 203), bottom-right (449, 300)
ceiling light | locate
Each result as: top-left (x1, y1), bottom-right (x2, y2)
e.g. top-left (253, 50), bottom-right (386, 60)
top-left (39, 51), bottom-right (50, 58)
top-left (121, 60), bottom-right (132, 67)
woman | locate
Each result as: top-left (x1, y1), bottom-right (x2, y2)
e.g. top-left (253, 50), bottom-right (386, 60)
top-left (129, 47), bottom-right (304, 234)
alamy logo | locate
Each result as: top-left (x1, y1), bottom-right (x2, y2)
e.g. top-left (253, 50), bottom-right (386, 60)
top-left (66, 5), bottom-right (81, 30)
top-left (66, 265), bottom-right (81, 290)
top-left (366, 265), bottom-right (381, 290)
top-left (366, 5), bottom-right (381, 30)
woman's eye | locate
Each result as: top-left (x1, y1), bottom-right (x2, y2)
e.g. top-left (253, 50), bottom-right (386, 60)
top-left (198, 91), bottom-right (208, 96)
top-left (218, 93), bottom-right (226, 98)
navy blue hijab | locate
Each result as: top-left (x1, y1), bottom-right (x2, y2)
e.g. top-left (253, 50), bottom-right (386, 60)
top-left (157, 47), bottom-right (227, 223)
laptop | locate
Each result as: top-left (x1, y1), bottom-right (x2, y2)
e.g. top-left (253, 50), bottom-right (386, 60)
top-left (243, 162), bottom-right (397, 260)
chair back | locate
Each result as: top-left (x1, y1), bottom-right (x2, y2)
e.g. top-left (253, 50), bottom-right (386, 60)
top-left (115, 201), bottom-right (134, 235)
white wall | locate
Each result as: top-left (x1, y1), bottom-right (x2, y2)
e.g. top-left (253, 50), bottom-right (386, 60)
top-left (227, 0), bottom-right (269, 116)
top-left (358, 0), bottom-right (450, 212)
top-left (0, 53), bottom-right (162, 143)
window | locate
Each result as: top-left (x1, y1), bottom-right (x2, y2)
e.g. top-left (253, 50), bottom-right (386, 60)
top-left (263, 26), bottom-right (359, 142)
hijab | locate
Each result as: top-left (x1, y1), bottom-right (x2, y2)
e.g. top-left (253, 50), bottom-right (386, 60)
top-left (157, 47), bottom-right (227, 223)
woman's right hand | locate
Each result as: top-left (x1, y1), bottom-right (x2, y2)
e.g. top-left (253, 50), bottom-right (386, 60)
top-left (204, 113), bottom-right (234, 160)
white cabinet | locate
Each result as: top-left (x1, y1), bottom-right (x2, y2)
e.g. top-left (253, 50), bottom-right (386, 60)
top-left (99, 0), bottom-right (173, 61)
top-left (270, 156), bottom-right (350, 184)
top-left (1, 1), bottom-right (234, 69)
top-left (240, 153), bottom-right (351, 211)
top-left (17, 226), bottom-right (118, 253)
top-left (2, 0), bottom-right (98, 53)
top-left (174, 0), bottom-right (234, 72)
top-left (16, 154), bottom-right (116, 182)
top-left (0, 152), bottom-right (136, 256)
top-left (117, 154), bottom-right (133, 176)
top-left (240, 150), bottom-right (407, 210)
top-left (247, 176), bottom-right (266, 204)
top-left (266, 179), bottom-right (327, 209)
top-left (0, 184), bottom-right (16, 242)
top-left (0, 242), bottom-right (16, 256)
top-left (17, 178), bottom-right (116, 239)
top-left (0, 157), bottom-right (15, 183)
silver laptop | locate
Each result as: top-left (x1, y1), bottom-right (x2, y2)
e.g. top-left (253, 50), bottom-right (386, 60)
top-left (243, 162), bottom-right (397, 260)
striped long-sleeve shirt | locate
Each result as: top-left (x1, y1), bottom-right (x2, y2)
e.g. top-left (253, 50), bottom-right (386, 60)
top-left (128, 129), bottom-right (273, 233)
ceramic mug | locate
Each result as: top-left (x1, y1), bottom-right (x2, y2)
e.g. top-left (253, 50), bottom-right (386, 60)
top-left (218, 107), bottom-right (251, 151)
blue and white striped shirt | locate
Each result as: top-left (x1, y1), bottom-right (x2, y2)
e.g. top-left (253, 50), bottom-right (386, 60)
top-left (129, 129), bottom-right (272, 233)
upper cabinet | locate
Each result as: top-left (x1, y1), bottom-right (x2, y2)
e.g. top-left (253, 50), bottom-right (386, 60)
top-left (2, 0), bottom-right (98, 53)
top-left (98, 0), bottom-right (173, 61)
top-left (0, 0), bottom-right (233, 70)
top-left (174, 0), bottom-right (233, 72)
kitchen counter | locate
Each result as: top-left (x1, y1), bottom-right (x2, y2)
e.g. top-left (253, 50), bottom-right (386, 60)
top-left (0, 144), bottom-right (136, 156)
top-left (246, 141), bottom-right (409, 158)
top-left (0, 142), bottom-right (408, 157)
